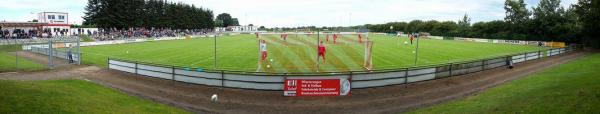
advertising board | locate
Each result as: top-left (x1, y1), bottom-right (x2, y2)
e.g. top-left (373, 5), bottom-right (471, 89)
top-left (284, 78), bottom-right (351, 96)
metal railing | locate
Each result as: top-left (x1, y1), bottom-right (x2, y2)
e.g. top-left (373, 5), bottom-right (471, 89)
top-left (0, 36), bottom-right (80, 45)
top-left (107, 46), bottom-right (578, 90)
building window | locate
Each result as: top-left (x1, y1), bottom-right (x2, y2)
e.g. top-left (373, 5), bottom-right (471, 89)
top-left (48, 15), bottom-right (55, 19)
top-left (58, 15), bottom-right (65, 20)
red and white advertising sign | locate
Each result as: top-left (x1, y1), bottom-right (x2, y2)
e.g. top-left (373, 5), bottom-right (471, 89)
top-left (284, 78), bottom-right (351, 96)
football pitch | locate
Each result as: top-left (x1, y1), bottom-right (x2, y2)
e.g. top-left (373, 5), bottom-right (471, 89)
top-left (79, 34), bottom-right (546, 73)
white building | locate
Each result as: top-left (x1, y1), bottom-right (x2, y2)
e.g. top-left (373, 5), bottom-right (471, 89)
top-left (215, 26), bottom-right (259, 33)
top-left (37, 12), bottom-right (71, 36)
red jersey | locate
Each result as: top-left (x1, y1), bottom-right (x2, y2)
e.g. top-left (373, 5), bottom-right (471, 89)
top-left (358, 34), bottom-right (363, 43)
top-left (318, 44), bottom-right (326, 54)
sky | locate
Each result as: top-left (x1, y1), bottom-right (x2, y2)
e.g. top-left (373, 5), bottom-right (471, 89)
top-left (0, 0), bottom-right (578, 28)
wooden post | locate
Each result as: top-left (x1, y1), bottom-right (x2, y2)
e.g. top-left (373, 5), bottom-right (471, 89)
top-left (172, 66), bottom-right (175, 80)
top-left (481, 60), bottom-right (485, 70)
top-left (448, 63), bottom-right (453, 77)
top-left (524, 53), bottom-right (528, 62)
top-left (221, 70), bottom-right (225, 88)
top-left (538, 51), bottom-right (541, 59)
top-left (404, 68), bottom-right (409, 84)
top-left (135, 62), bottom-right (138, 74)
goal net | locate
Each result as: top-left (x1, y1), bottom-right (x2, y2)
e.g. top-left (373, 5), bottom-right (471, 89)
top-left (256, 32), bottom-right (373, 73)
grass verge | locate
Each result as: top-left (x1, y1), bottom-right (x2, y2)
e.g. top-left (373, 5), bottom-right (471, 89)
top-left (0, 79), bottom-right (189, 114)
top-left (0, 52), bottom-right (45, 72)
top-left (408, 53), bottom-right (600, 113)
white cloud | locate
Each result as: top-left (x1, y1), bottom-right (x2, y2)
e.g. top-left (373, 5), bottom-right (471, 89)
top-left (0, 0), bottom-right (578, 27)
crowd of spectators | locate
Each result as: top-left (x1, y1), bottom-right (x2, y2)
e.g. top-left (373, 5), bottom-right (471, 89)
top-left (1, 29), bottom-right (71, 39)
top-left (91, 28), bottom-right (212, 41)
top-left (1, 28), bottom-right (212, 41)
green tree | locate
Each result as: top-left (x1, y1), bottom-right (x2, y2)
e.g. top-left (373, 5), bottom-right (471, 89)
top-left (406, 20), bottom-right (424, 33)
top-left (438, 21), bottom-right (459, 36)
top-left (84, 0), bottom-right (214, 30)
top-left (216, 13), bottom-right (234, 27)
top-left (504, 0), bottom-right (531, 40)
top-left (83, 0), bottom-right (100, 27)
top-left (232, 18), bottom-right (240, 26)
top-left (214, 19), bottom-right (224, 27)
top-left (573, 0), bottom-right (600, 48)
top-left (532, 0), bottom-right (566, 41)
top-left (505, 0), bottom-right (530, 24)
top-left (457, 14), bottom-right (472, 37)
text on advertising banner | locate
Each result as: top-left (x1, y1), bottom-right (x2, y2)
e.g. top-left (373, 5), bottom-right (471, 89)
top-left (284, 78), bottom-right (351, 96)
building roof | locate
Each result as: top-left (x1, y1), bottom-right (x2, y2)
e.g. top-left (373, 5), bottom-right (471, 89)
top-left (38, 12), bottom-right (68, 14)
top-left (0, 22), bottom-right (49, 27)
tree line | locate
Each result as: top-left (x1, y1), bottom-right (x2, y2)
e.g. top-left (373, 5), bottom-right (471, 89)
top-left (83, 0), bottom-right (214, 30)
top-left (364, 0), bottom-right (599, 47)
top-left (215, 13), bottom-right (240, 27)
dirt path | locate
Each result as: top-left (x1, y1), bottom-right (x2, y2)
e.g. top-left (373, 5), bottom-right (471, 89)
top-left (0, 51), bottom-right (590, 114)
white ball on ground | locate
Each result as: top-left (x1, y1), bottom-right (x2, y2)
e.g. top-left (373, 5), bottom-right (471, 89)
top-left (412, 51), bottom-right (416, 53)
top-left (211, 94), bottom-right (218, 102)
top-left (267, 65), bottom-right (271, 68)
top-left (270, 59), bottom-right (273, 62)
top-left (126, 51), bottom-right (129, 54)
top-left (404, 41), bottom-right (408, 45)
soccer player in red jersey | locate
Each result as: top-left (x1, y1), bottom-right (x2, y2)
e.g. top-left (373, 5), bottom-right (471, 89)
top-left (333, 34), bottom-right (338, 44)
top-left (358, 34), bottom-right (363, 43)
top-left (260, 40), bottom-right (268, 61)
top-left (409, 33), bottom-right (414, 45)
top-left (318, 41), bottom-right (326, 64)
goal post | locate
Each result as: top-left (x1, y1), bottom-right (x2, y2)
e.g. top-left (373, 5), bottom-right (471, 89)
top-left (256, 32), bottom-right (374, 72)
top-left (364, 41), bottom-right (373, 71)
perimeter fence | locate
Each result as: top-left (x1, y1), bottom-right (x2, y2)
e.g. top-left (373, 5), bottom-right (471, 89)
top-left (105, 45), bottom-right (580, 90)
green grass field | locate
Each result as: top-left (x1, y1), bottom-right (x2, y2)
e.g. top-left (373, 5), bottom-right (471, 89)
top-left (79, 34), bottom-right (546, 73)
top-left (0, 45), bottom-right (45, 72)
top-left (409, 53), bottom-right (600, 113)
top-left (0, 52), bottom-right (45, 72)
top-left (0, 79), bottom-right (189, 114)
